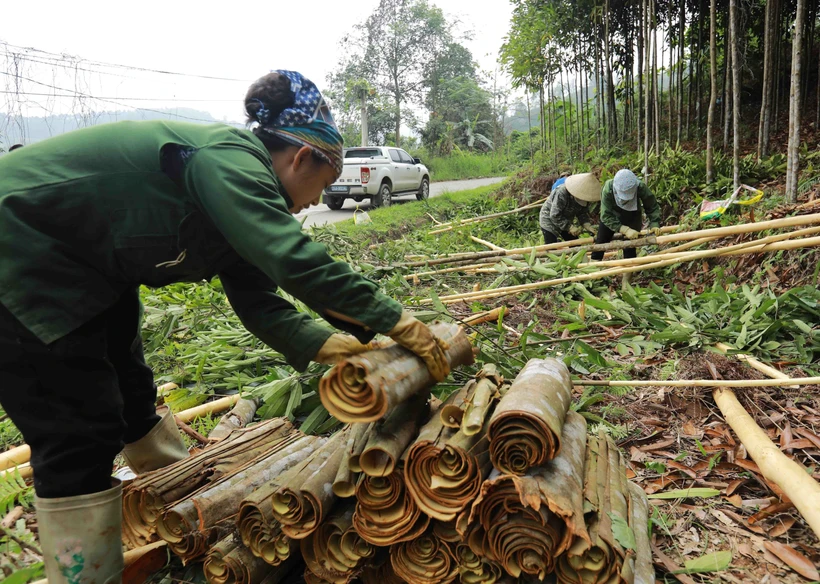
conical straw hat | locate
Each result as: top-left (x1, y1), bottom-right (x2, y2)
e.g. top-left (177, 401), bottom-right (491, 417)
top-left (564, 173), bottom-right (602, 202)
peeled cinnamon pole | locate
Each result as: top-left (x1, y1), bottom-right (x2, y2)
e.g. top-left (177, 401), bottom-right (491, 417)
top-left (458, 412), bottom-right (588, 580)
top-left (319, 323), bottom-right (474, 423)
top-left (487, 358), bottom-right (572, 475)
top-left (359, 393), bottom-right (431, 477)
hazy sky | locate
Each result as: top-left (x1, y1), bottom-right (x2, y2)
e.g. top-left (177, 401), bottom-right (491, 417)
top-left (1, 0), bottom-right (514, 125)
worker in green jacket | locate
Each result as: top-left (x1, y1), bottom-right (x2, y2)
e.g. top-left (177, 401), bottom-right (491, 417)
top-left (591, 168), bottom-right (661, 259)
top-left (0, 70), bottom-right (449, 584)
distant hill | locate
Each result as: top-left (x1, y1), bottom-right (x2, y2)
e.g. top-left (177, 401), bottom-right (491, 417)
top-left (0, 108), bottom-right (244, 150)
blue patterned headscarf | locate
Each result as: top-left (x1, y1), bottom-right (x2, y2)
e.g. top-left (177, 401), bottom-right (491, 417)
top-left (253, 70), bottom-right (344, 177)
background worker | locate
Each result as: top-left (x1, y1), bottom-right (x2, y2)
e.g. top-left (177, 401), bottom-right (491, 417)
top-left (538, 172), bottom-right (601, 245)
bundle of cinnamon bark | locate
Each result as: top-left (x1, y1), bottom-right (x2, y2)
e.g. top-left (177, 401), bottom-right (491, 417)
top-left (121, 328), bottom-right (654, 584)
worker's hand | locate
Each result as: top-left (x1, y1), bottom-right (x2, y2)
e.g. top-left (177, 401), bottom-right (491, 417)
top-left (583, 222), bottom-right (597, 236)
top-left (569, 225), bottom-right (581, 237)
top-left (619, 225), bottom-right (641, 240)
top-left (648, 224), bottom-right (661, 237)
top-left (386, 312), bottom-right (450, 382)
top-left (313, 334), bottom-right (373, 365)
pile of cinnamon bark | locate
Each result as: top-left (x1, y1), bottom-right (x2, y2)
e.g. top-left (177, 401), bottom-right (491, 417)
top-left (122, 323), bottom-right (654, 584)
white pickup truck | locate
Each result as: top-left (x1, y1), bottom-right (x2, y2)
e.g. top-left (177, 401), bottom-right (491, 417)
top-left (323, 146), bottom-right (431, 209)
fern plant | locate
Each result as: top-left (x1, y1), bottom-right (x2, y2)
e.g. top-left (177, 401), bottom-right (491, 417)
top-left (0, 469), bottom-right (34, 517)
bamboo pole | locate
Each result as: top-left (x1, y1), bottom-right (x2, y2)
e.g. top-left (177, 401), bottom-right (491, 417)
top-left (402, 225), bottom-right (683, 269)
top-left (408, 215), bottom-right (819, 270)
top-left (408, 230), bottom-right (820, 280)
top-left (461, 308), bottom-right (504, 326)
top-left (470, 236), bottom-right (506, 251)
top-left (713, 388), bottom-right (820, 538)
top-left (573, 377), bottom-right (820, 388)
top-left (428, 199), bottom-right (546, 235)
top-left (424, 227), bottom-right (820, 304)
top-left (175, 394), bottom-right (242, 423)
top-left (0, 445), bottom-right (30, 472)
top-left (658, 235), bottom-right (720, 254)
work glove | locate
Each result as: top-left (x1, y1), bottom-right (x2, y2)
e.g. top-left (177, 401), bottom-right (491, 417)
top-left (648, 224), bottom-right (661, 237)
top-left (583, 222), bottom-right (597, 236)
top-left (569, 225), bottom-right (581, 237)
top-left (619, 225), bottom-right (641, 240)
top-left (386, 312), bottom-right (451, 382)
top-left (314, 334), bottom-right (373, 365)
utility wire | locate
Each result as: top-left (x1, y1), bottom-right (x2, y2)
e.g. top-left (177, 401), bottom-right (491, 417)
top-left (0, 90), bottom-right (237, 102)
top-left (0, 71), bottom-right (243, 124)
top-left (1, 42), bottom-right (252, 83)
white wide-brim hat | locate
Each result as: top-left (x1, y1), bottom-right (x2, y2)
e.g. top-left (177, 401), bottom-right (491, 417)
top-left (564, 173), bottom-right (602, 202)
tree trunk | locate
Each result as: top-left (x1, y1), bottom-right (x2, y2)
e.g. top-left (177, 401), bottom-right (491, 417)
top-left (653, 0), bottom-right (660, 153)
top-left (676, 0), bottom-right (685, 146)
top-left (539, 86), bottom-right (546, 153)
top-left (706, 0), bottom-right (717, 184)
top-left (394, 90), bottom-right (402, 147)
top-left (695, 0), bottom-right (704, 133)
top-left (559, 66), bottom-right (571, 160)
top-left (729, 0), bottom-right (741, 190)
top-left (667, 0), bottom-right (674, 145)
top-left (758, 0), bottom-right (777, 159)
top-left (643, 0), bottom-right (652, 172)
top-left (785, 0), bottom-right (807, 202)
top-left (638, 0), bottom-right (644, 152)
top-left (723, 20), bottom-right (732, 151)
top-left (604, 0), bottom-right (618, 141)
top-left (526, 92), bottom-right (534, 161)
top-left (773, 3), bottom-right (783, 135)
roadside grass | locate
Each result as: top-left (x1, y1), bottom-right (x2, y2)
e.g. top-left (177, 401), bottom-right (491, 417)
top-left (419, 152), bottom-right (519, 182)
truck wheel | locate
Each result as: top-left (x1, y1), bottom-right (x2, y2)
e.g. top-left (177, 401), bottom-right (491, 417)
top-left (416, 177), bottom-right (430, 201)
top-left (326, 197), bottom-right (344, 210)
top-left (373, 183), bottom-right (392, 208)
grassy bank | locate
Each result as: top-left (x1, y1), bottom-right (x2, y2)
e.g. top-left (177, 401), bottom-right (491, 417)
top-left (416, 152), bottom-right (518, 182)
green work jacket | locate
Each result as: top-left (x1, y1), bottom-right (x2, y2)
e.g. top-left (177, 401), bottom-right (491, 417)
top-left (0, 121), bottom-right (402, 371)
top-left (600, 178), bottom-right (662, 232)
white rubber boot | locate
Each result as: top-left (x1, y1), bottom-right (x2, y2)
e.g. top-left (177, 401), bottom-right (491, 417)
top-left (122, 409), bottom-right (189, 474)
top-left (36, 482), bottom-right (124, 584)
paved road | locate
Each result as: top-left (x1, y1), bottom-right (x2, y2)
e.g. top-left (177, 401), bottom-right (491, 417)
top-left (296, 176), bottom-right (507, 228)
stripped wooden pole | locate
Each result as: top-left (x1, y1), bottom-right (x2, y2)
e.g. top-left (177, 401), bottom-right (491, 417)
top-left (714, 388), bottom-right (820, 539)
top-left (407, 229), bottom-right (820, 279)
top-left (406, 214), bottom-right (819, 269)
top-left (469, 236), bottom-right (506, 251)
top-left (658, 235), bottom-right (720, 254)
top-left (423, 228), bottom-right (820, 304)
top-left (428, 199), bottom-right (546, 234)
top-left (573, 377), bottom-right (820, 388)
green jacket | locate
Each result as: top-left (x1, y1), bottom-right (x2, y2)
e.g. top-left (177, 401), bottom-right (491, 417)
top-left (0, 121), bottom-right (402, 371)
top-left (600, 178), bottom-right (661, 232)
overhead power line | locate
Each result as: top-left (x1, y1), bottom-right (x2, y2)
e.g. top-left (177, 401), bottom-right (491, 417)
top-left (0, 71), bottom-right (243, 124)
top-left (1, 41), bottom-right (252, 83)
top-left (0, 90), bottom-right (237, 102)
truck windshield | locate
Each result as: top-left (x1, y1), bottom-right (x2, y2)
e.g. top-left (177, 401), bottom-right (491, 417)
top-left (344, 149), bottom-right (385, 159)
